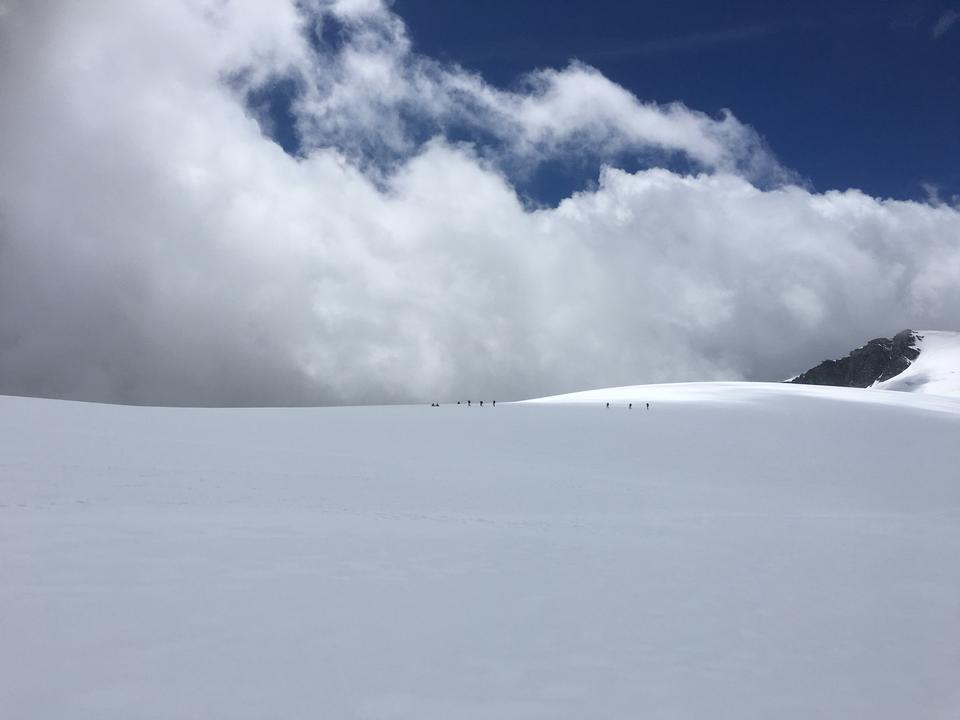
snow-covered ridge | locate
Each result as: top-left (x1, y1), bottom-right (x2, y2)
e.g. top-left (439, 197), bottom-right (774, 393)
top-left (872, 330), bottom-right (960, 396)
top-left (523, 379), bottom-right (960, 410)
top-left (525, 330), bottom-right (960, 405)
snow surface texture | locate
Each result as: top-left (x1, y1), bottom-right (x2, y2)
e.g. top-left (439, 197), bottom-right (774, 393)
top-left (2, 384), bottom-right (960, 719)
top-left (873, 330), bottom-right (960, 396)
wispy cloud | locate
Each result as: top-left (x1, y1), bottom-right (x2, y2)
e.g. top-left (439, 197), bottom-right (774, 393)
top-left (933, 8), bottom-right (960, 37)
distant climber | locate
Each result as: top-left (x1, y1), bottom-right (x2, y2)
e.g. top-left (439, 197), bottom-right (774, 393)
top-left (467, 400), bottom-right (471, 406)
top-left (646, 402), bottom-right (649, 410)
top-left (492, 400), bottom-right (496, 407)
top-left (606, 402), bottom-right (609, 408)
top-left (629, 403), bottom-right (632, 409)
top-left (480, 400), bottom-right (483, 407)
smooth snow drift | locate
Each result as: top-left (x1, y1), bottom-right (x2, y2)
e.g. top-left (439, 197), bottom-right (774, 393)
top-left (873, 330), bottom-right (960, 396)
top-left (2, 384), bottom-right (959, 719)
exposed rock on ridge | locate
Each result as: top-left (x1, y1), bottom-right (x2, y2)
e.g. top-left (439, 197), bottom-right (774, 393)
top-left (790, 330), bottom-right (921, 388)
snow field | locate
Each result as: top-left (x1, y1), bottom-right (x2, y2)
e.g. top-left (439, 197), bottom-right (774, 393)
top-left (2, 384), bottom-right (959, 719)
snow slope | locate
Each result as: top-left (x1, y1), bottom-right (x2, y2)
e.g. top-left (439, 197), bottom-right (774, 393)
top-left (873, 330), bottom-right (960, 396)
top-left (2, 385), bottom-right (960, 719)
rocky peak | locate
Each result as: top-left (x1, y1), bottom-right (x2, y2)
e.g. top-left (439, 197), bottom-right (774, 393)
top-left (790, 330), bottom-right (921, 388)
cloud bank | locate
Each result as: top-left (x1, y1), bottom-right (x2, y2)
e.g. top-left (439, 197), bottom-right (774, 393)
top-left (1, 0), bottom-right (959, 405)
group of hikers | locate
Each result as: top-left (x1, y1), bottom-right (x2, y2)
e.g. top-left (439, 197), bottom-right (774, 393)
top-left (607, 402), bottom-right (650, 409)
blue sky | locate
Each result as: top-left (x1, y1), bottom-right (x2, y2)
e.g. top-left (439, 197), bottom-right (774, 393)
top-left (386, 0), bottom-right (960, 204)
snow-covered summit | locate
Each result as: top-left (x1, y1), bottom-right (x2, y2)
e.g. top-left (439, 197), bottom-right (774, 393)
top-left (785, 329), bottom-right (960, 397)
top-left (872, 330), bottom-right (960, 396)
top-left (789, 329), bottom-right (920, 389)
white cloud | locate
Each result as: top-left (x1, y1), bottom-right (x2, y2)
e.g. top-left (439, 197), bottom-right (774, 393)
top-left (287, 1), bottom-right (791, 184)
top-left (0, 0), bottom-right (958, 405)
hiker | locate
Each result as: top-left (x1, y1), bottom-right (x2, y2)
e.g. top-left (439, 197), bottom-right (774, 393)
top-left (467, 400), bottom-right (471, 406)
top-left (629, 403), bottom-right (632, 409)
top-left (606, 402), bottom-right (609, 408)
top-left (646, 402), bottom-right (649, 410)
top-left (480, 400), bottom-right (483, 407)
top-left (492, 400), bottom-right (496, 407)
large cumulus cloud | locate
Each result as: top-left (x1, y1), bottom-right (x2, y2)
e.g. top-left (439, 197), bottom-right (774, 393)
top-left (0, 0), bottom-right (958, 405)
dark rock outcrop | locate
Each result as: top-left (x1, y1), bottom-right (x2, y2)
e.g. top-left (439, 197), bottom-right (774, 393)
top-left (790, 330), bottom-right (921, 388)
